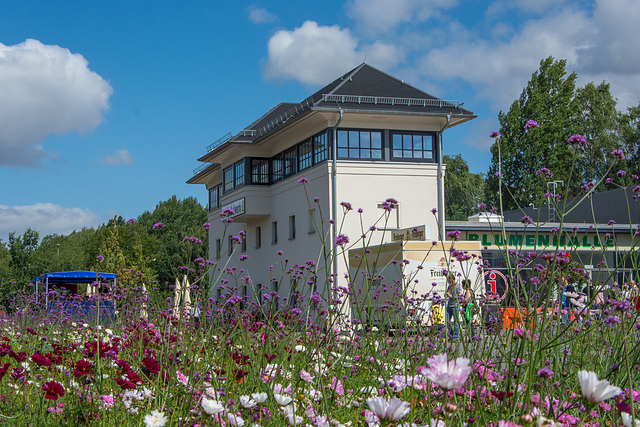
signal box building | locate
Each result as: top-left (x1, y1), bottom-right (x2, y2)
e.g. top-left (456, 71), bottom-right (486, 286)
top-left (188, 64), bottom-right (475, 304)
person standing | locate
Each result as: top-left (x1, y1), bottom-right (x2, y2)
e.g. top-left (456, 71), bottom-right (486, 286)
top-left (446, 273), bottom-right (461, 340)
top-left (462, 279), bottom-right (475, 338)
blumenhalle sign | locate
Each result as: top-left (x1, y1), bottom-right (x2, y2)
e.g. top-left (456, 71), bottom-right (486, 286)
top-left (467, 233), bottom-right (614, 249)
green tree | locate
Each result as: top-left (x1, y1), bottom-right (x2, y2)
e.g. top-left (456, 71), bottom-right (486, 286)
top-left (574, 81), bottom-right (621, 186)
top-left (487, 57), bottom-right (580, 211)
top-left (444, 154), bottom-right (485, 221)
top-left (620, 102), bottom-right (640, 177)
top-left (137, 196), bottom-right (208, 286)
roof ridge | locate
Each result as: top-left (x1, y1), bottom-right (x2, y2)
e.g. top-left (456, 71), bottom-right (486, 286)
top-left (313, 63), bottom-right (366, 106)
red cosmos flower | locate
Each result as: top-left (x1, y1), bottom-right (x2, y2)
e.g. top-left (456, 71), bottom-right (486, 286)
top-left (0, 344), bottom-right (13, 357)
top-left (42, 381), bottom-right (65, 401)
top-left (115, 359), bottom-right (131, 374)
top-left (142, 357), bottom-right (161, 375)
top-left (73, 360), bottom-right (94, 378)
top-left (9, 351), bottom-right (27, 362)
top-left (0, 362), bottom-right (11, 381)
top-left (31, 353), bottom-right (52, 367)
top-left (115, 377), bottom-right (137, 390)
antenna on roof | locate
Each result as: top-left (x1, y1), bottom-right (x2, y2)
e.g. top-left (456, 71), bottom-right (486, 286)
top-left (363, 54), bottom-right (367, 64)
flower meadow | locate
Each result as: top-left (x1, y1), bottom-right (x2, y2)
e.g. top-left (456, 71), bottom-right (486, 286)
top-left (1, 134), bottom-right (640, 426)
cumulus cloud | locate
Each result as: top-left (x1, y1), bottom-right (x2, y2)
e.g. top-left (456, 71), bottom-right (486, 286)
top-left (0, 39), bottom-right (113, 168)
top-left (346, 0), bottom-right (457, 35)
top-left (100, 149), bottom-right (134, 166)
top-left (248, 6), bottom-right (278, 24)
top-left (419, 9), bottom-right (593, 110)
top-left (0, 203), bottom-right (104, 243)
top-left (264, 21), bottom-right (401, 86)
top-left (419, 0), bottom-right (640, 113)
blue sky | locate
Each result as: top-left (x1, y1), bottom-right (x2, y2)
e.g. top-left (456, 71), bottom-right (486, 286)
top-left (1, 0), bottom-right (639, 242)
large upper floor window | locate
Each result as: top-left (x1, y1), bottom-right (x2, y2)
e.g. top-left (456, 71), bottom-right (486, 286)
top-left (223, 160), bottom-right (246, 194)
top-left (313, 132), bottom-right (329, 163)
top-left (284, 147), bottom-right (297, 177)
top-left (298, 139), bottom-right (313, 171)
top-left (391, 132), bottom-right (434, 161)
top-left (337, 130), bottom-right (382, 160)
top-left (251, 158), bottom-right (269, 184)
top-left (208, 184), bottom-right (222, 211)
top-left (271, 153), bottom-right (284, 183)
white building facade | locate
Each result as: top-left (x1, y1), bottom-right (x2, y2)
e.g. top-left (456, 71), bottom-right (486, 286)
top-left (188, 64), bottom-right (475, 306)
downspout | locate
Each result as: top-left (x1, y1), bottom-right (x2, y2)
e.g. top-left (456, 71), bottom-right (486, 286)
top-left (437, 114), bottom-right (451, 241)
top-left (331, 109), bottom-right (344, 281)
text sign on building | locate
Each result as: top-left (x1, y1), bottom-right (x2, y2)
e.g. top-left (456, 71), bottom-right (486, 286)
top-left (468, 232), bottom-right (614, 249)
top-left (484, 270), bottom-right (508, 302)
top-left (221, 198), bottom-right (245, 217)
top-left (391, 225), bottom-right (427, 242)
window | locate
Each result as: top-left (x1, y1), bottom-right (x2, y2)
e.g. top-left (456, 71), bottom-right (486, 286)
top-left (223, 166), bottom-right (234, 193)
top-left (284, 147), bottom-right (297, 177)
top-left (217, 287), bottom-right (223, 301)
top-left (257, 284), bottom-right (263, 302)
top-left (337, 130), bottom-right (382, 159)
top-left (255, 226), bottom-right (262, 248)
top-left (271, 221), bottom-right (278, 244)
top-left (251, 158), bottom-right (269, 184)
top-left (308, 209), bottom-right (316, 234)
top-left (289, 215), bottom-right (296, 240)
top-left (242, 285), bottom-right (248, 298)
top-left (241, 235), bottom-right (247, 252)
top-left (208, 184), bottom-right (221, 211)
top-left (298, 139), bottom-right (313, 171)
top-left (313, 131), bottom-right (329, 163)
top-left (223, 160), bottom-right (246, 194)
top-left (228, 236), bottom-right (234, 256)
top-left (271, 153), bottom-right (283, 183)
top-left (391, 132), bottom-right (434, 161)
top-left (271, 280), bottom-right (279, 293)
top-left (216, 239), bottom-right (221, 258)
top-left (234, 160), bottom-right (245, 188)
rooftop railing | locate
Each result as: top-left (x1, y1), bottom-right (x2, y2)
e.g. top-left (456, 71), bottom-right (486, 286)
top-left (321, 94), bottom-right (462, 108)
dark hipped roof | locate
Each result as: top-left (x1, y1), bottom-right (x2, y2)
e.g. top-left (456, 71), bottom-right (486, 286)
top-left (194, 63), bottom-right (475, 167)
top-left (228, 63), bottom-right (474, 144)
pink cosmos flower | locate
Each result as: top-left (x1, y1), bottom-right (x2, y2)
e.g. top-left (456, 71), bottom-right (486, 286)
top-left (419, 353), bottom-right (472, 390)
top-left (176, 370), bottom-right (188, 386)
top-left (300, 369), bottom-right (314, 382)
top-left (366, 397), bottom-right (410, 421)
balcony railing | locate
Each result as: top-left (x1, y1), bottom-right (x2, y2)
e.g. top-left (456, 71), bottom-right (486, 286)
top-left (206, 132), bottom-right (232, 153)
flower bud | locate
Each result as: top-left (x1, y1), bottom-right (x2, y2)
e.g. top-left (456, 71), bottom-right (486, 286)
top-left (444, 401), bottom-right (458, 413)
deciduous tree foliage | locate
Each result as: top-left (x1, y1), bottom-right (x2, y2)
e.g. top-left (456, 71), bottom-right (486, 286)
top-left (487, 57), bottom-right (579, 211)
top-left (0, 195), bottom-right (207, 307)
top-left (486, 57), bottom-right (631, 212)
top-left (444, 154), bottom-right (485, 221)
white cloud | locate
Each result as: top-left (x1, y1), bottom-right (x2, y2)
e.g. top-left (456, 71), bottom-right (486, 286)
top-left (0, 39), bottom-right (113, 168)
top-left (100, 149), bottom-right (134, 166)
top-left (248, 6), bottom-right (278, 24)
top-left (264, 21), bottom-right (401, 86)
top-left (346, 0), bottom-right (457, 35)
top-left (419, 9), bottom-right (593, 110)
top-left (0, 203), bottom-right (104, 243)
top-left (418, 0), bottom-right (640, 115)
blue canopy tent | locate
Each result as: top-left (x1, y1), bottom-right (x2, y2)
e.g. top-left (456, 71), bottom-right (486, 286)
top-left (34, 271), bottom-right (117, 322)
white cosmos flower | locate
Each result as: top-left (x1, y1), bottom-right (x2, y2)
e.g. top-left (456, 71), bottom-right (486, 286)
top-left (143, 410), bottom-right (168, 427)
top-left (239, 395), bottom-right (257, 408)
top-left (201, 396), bottom-right (225, 415)
top-left (227, 413), bottom-right (245, 426)
top-left (366, 397), bottom-right (410, 421)
top-left (577, 370), bottom-right (622, 403)
top-left (622, 413), bottom-right (640, 427)
top-left (274, 393), bottom-right (293, 406)
top-left (251, 392), bottom-right (268, 403)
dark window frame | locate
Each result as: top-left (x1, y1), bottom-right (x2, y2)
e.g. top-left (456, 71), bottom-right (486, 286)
top-left (336, 129), bottom-right (383, 160)
top-left (389, 130), bottom-right (436, 162)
